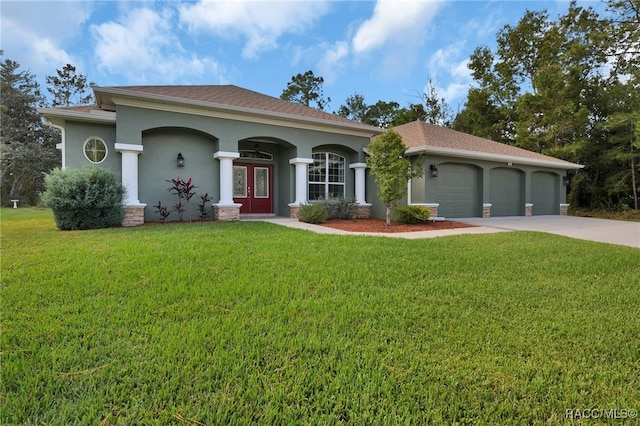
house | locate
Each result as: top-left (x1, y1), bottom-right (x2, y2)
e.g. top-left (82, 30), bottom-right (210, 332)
top-left (38, 85), bottom-right (382, 225)
top-left (385, 121), bottom-right (583, 218)
top-left (38, 85), bottom-right (582, 226)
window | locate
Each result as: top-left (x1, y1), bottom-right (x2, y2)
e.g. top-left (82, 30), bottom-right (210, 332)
top-left (309, 152), bottom-right (345, 200)
top-left (83, 137), bottom-right (108, 164)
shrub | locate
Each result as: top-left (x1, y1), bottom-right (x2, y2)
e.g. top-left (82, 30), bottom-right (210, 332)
top-left (394, 205), bottom-right (431, 224)
top-left (324, 196), bottom-right (357, 220)
top-left (41, 166), bottom-right (125, 230)
top-left (297, 202), bottom-right (327, 224)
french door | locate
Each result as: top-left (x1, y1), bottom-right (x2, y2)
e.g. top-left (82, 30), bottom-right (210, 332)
top-left (233, 164), bottom-right (273, 214)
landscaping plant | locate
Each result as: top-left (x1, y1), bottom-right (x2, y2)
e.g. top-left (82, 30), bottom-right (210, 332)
top-left (167, 177), bottom-right (197, 221)
top-left (197, 193), bottom-right (212, 220)
top-left (366, 129), bottom-right (423, 225)
top-left (41, 166), bottom-right (125, 230)
top-left (297, 201), bottom-right (327, 223)
top-left (394, 205), bottom-right (431, 224)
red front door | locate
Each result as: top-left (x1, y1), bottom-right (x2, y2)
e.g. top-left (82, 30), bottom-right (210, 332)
top-left (233, 164), bottom-right (273, 214)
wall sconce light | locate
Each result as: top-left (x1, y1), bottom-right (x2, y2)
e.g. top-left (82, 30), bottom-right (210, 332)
top-left (177, 152), bottom-right (185, 167)
top-left (430, 164), bottom-right (438, 177)
top-left (562, 175), bottom-right (569, 186)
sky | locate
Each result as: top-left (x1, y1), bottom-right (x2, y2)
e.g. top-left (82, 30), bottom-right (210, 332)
top-left (1, 0), bottom-right (609, 113)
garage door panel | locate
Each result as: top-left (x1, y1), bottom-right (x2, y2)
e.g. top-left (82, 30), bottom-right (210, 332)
top-left (531, 172), bottom-right (558, 215)
top-left (435, 164), bottom-right (479, 218)
top-left (490, 168), bottom-right (523, 216)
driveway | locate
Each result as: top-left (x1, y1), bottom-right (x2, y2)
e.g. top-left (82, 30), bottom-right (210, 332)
top-left (455, 216), bottom-right (640, 248)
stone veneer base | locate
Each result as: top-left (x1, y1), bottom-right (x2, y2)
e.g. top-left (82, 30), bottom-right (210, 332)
top-left (122, 205), bottom-right (145, 227)
top-left (214, 205), bottom-right (240, 221)
top-left (289, 206), bottom-right (299, 219)
top-left (356, 204), bottom-right (371, 219)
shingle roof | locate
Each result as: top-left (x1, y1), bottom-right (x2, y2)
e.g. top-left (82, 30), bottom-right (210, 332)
top-left (93, 85), bottom-right (381, 133)
top-left (392, 121), bottom-right (582, 169)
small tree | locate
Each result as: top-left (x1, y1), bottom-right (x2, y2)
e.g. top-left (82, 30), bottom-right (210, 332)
top-left (366, 129), bottom-right (423, 225)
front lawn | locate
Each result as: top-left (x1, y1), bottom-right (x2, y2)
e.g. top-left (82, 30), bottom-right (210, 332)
top-left (2, 208), bottom-right (639, 424)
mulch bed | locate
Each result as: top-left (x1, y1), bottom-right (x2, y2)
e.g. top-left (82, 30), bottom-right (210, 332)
top-left (318, 218), bottom-right (475, 233)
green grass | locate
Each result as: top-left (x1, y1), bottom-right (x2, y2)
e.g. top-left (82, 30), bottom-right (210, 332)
top-left (2, 208), bottom-right (639, 425)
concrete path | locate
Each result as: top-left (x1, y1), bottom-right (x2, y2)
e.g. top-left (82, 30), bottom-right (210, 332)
top-left (455, 216), bottom-right (640, 248)
top-left (250, 216), bottom-right (640, 248)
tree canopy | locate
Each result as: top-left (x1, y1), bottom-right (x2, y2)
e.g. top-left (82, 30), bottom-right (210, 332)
top-left (0, 53), bottom-right (60, 205)
top-left (280, 70), bottom-right (331, 111)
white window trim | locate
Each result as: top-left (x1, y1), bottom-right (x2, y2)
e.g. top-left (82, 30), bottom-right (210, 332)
top-left (309, 152), bottom-right (346, 200)
top-left (83, 136), bottom-right (108, 164)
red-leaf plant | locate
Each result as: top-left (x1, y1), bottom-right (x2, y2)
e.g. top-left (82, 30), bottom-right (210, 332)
top-left (167, 177), bottom-right (198, 222)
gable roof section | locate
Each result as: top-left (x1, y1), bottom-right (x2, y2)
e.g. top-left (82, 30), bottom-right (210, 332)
top-left (91, 85), bottom-right (381, 136)
top-left (393, 121), bottom-right (583, 170)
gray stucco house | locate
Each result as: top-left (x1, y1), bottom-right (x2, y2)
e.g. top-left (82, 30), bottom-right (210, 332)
top-left (39, 85), bottom-right (381, 225)
top-left (38, 85), bottom-right (582, 226)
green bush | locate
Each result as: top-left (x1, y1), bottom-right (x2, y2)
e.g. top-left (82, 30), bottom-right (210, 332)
top-left (394, 205), bottom-right (431, 224)
top-left (324, 196), bottom-right (357, 220)
top-left (297, 202), bottom-right (327, 224)
top-left (41, 167), bottom-right (125, 230)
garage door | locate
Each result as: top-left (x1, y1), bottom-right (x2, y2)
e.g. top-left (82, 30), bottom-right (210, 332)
top-left (490, 168), bottom-right (523, 216)
top-left (435, 163), bottom-right (480, 217)
top-left (531, 172), bottom-right (559, 215)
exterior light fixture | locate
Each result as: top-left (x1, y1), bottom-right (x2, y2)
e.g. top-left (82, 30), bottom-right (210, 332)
top-left (177, 152), bottom-right (185, 167)
top-left (254, 143), bottom-right (260, 153)
top-left (563, 175), bottom-right (569, 186)
top-left (430, 164), bottom-right (438, 177)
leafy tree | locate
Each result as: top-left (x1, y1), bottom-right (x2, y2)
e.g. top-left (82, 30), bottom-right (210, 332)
top-left (453, 88), bottom-right (509, 142)
top-left (366, 129), bottom-right (423, 225)
top-left (281, 70), bottom-right (331, 111)
top-left (417, 78), bottom-right (453, 127)
top-left (456, 1), bottom-right (640, 210)
top-left (46, 64), bottom-right (93, 107)
top-left (605, 0), bottom-right (640, 76)
top-left (0, 53), bottom-right (60, 205)
top-left (363, 100), bottom-right (401, 128)
top-left (336, 93), bottom-right (368, 122)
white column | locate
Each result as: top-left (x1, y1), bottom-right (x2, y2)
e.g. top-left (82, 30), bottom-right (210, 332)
top-left (289, 157), bottom-right (314, 205)
top-left (349, 163), bottom-right (369, 205)
top-left (213, 151), bottom-right (241, 206)
top-left (115, 143), bottom-right (144, 205)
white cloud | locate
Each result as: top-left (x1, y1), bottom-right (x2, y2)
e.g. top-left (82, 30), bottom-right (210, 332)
top-left (351, 0), bottom-right (444, 54)
top-left (178, 0), bottom-right (331, 60)
top-left (317, 41), bottom-right (350, 85)
top-left (0, 1), bottom-right (92, 74)
top-left (91, 7), bottom-right (226, 85)
top-left (427, 43), bottom-right (473, 105)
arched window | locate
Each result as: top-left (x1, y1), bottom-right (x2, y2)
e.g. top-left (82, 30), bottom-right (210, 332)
top-left (309, 152), bottom-right (345, 200)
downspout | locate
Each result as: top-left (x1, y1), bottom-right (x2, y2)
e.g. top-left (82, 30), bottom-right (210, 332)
top-left (47, 121), bottom-right (66, 169)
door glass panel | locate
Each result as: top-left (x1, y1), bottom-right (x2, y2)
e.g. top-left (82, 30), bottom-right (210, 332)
top-left (233, 166), bottom-right (247, 197)
top-left (254, 167), bottom-right (268, 198)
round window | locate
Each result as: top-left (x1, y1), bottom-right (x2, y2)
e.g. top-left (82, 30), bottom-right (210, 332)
top-left (83, 137), bottom-right (108, 164)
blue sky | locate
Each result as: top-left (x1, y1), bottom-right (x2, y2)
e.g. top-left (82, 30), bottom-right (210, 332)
top-left (1, 0), bottom-right (608, 112)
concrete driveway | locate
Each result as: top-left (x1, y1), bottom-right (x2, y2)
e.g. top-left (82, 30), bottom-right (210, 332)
top-left (455, 216), bottom-right (640, 248)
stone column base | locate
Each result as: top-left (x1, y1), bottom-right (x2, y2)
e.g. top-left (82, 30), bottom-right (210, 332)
top-left (483, 203), bottom-right (492, 218)
top-left (525, 203), bottom-right (534, 217)
top-left (560, 203), bottom-right (570, 216)
top-left (288, 204), bottom-right (300, 219)
top-left (356, 204), bottom-right (371, 219)
top-left (213, 204), bottom-right (241, 221)
top-left (122, 205), bottom-right (146, 227)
